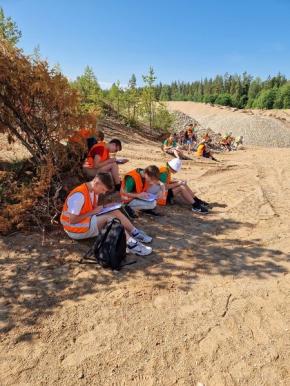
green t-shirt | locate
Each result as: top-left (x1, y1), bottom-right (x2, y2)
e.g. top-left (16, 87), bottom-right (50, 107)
top-left (159, 172), bottom-right (168, 184)
top-left (163, 139), bottom-right (177, 148)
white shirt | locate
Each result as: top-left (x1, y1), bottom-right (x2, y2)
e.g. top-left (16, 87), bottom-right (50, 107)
top-left (66, 191), bottom-right (98, 215)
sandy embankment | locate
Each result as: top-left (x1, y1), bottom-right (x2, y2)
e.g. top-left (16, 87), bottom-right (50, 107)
top-left (1, 124), bottom-right (290, 385)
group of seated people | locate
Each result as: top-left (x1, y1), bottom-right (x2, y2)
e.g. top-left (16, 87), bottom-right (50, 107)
top-left (62, 126), bottom-right (211, 257)
top-left (162, 124), bottom-right (218, 162)
top-left (219, 132), bottom-right (244, 151)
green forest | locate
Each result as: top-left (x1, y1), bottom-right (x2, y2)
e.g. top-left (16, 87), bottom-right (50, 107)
top-left (153, 73), bottom-right (290, 109)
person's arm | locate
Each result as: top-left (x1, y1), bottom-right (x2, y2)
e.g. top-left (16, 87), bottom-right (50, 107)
top-left (65, 192), bottom-right (104, 224)
top-left (122, 176), bottom-right (150, 199)
top-left (166, 180), bottom-right (185, 189)
top-left (93, 155), bottom-right (116, 169)
top-left (160, 172), bottom-right (183, 190)
top-left (68, 207), bottom-right (103, 224)
top-left (163, 140), bottom-right (172, 151)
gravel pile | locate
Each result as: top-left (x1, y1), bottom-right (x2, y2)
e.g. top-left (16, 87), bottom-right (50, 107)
top-left (171, 111), bottom-right (226, 150)
top-left (168, 102), bottom-right (290, 148)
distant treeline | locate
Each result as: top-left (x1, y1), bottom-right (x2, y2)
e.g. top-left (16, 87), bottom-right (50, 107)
top-left (151, 73), bottom-right (290, 109)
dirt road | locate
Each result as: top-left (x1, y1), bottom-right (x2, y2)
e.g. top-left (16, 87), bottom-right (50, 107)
top-left (1, 139), bottom-right (290, 385)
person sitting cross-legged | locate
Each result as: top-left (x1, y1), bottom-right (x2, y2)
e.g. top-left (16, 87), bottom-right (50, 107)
top-left (121, 165), bottom-right (165, 216)
top-left (158, 158), bottom-right (210, 214)
top-left (83, 138), bottom-right (122, 191)
top-left (60, 173), bottom-right (153, 256)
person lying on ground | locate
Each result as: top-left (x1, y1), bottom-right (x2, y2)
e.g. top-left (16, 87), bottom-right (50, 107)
top-left (195, 138), bottom-right (218, 162)
top-left (162, 134), bottom-right (186, 159)
top-left (159, 158), bottom-right (210, 214)
top-left (60, 173), bottom-right (152, 256)
top-left (121, 165), bottom-right (165, 216)
top-left (83, 138), bottom-right (122, 191)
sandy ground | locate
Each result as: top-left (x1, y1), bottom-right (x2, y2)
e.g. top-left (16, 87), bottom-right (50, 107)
top-left (1, 130), bottom-right (290, 385)
top-left (166, 102), bottom-right (290, 148)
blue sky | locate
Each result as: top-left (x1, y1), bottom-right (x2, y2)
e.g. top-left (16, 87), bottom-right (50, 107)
top-left (1, 0), bottom-right (290, 87)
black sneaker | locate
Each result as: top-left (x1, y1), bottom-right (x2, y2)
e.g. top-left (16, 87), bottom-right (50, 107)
top-left (123, 205), bottom-right (138, 219)
top-left (192, 203), bottom-right (209, 214)
top-left (200, 200), bottom-right (211, 208)
top-left (141, 209), bottom-right (162, 217)
top-left (195, 197), bottom-right (211, 208)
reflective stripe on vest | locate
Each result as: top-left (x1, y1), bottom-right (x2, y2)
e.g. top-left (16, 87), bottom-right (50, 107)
top-left (83, 143), bottom-right (110, 168)
top-left (121, 169), bottom-right (148, 204)
top-left (60, 183), bottom-right (96, 234)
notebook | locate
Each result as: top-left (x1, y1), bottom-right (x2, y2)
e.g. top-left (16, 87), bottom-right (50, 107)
top-left (96, 203), bottom-right (122, 216)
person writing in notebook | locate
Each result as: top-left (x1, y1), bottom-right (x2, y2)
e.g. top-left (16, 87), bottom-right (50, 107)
top-left (82, 138), bottom-right (123, 191)
top-left (60, 173), bottom-right (153, 256)
top-left (121, 165), bottom-right (165, 215)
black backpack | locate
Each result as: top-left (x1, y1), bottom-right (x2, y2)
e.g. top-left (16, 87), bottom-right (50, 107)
top-left (79, 218), bottom-right (134, 270)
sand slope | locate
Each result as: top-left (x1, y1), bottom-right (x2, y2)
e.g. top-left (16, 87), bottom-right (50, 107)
top-left (1, 134), bottom-right (290, 385)
top-left (167, 101), bottom-right (290, 148)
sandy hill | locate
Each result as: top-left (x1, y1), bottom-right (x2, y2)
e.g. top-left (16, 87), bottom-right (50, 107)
top-left (167, 101), bottom-right (290, 147)
top-left (1, 124), bottom-right (290, 385)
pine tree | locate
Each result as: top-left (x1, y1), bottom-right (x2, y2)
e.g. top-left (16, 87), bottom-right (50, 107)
top-left (141, 67), bottom-right (156, 129)
top-left (0, 7), bottom-right (22, 46)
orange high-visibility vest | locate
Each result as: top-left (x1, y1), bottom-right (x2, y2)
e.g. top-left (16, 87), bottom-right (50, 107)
top-left (83, 143), bottom-right (110, 168)
top-left (121, 169), bottom-right (149, 204)
top-left (195, 143), bottom-right (205, 157)
top-left (157, 165), bottom-right (172, 206)
top-left (69, 128), bottom-right (92, 144)
top-left (60, 183), bottom-right (96, 233)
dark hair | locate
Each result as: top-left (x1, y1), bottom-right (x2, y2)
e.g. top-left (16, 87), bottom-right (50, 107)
top-left (96, 129), bottom-right (104, 141)
top-left (109, 139), bottom-right (122, 151)
top-left (94, 173), bottom-right (114, 191)
top-left (144, 165), bottom-right (160, 180)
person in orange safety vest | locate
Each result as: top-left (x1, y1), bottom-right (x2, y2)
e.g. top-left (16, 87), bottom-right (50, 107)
top-left (60, 173), bottom-right (153, 256)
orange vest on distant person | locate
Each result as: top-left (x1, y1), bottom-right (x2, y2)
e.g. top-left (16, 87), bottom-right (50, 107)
top-left (69, 128), bottom-right (92, 144)
top-left (83, 143), bottom-right (110, 168)
top-left (60, 183), bottom-right (96, 233)
top-left (195, 143), bottom-right (205, 157)
top-left (121, 169), bottom-right (149, 204)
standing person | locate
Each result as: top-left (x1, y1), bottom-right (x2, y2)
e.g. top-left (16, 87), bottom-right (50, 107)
top-left (121, 165), bottom-right (165, 214)
top-left (60, 173), bottom-right (153, 256)
top-left (158, 158), bottom-right (210, 214)
top-left (83, 138), bottom-right (122, 191)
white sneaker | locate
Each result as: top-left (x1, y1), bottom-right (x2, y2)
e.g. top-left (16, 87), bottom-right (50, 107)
top-left (133, 230), bottom-right (152, 243)
top-left (127, 241), bottom-right (152, 256)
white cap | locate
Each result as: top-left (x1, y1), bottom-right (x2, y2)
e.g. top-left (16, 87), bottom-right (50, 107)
top-left (168, 158), bottom-right (182, 172)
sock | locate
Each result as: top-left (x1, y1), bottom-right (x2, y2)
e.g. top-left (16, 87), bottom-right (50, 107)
top-left (115, 183), bottom-right (121, 191)
top-left (131, 228), bottom-right (139, 237)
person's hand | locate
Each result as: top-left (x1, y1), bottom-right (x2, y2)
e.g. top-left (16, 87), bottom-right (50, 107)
top-left (92, 205), bottom-right (103, 214)
top-left (109, 157), bottom-right (116, 163)
top-left (138, 192), bottom-right (150, 199)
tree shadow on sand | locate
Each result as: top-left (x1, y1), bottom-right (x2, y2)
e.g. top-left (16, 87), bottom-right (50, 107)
top-left (1, 205), bottom-right (289, 333)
